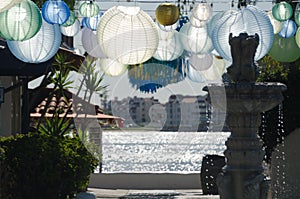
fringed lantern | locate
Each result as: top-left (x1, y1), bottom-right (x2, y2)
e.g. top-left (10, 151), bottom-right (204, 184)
top-left (278, 20), bottom-right (297, 38)
top-left (42, 0), bottom-right (70, 25)
top-left (79, 1), bottom-right (99, 17)
top-left (212, 5), bottom-right (274, 62)
top-left (268, 34), bottom-right (300, 62)
top-left (179, 22), bottom-right (213, 54)
top-left (7, 19), bottom-right (61, 63)
top-left (153, 30), bottom-right (183, 61)
top-left (97, 6), bottom-right (159, 65)
top-left (60, 19), bottom-right (80, 37)
top-left (267, 11), bottom-right (283, 34)
top-left (61, 10), bottom-right (76, 27)
top-left (99, 58), bottom-right (127, 77)
top-left (86, 12), bottom-right (102, 31)
top-left (189, 53), bottom-right (213, 71)
top-left (81, 27), bottom-right (106, 58)
top-left (155, 3), bottom-right (179, 26)
top-left (0, 0), bottom-right (42, 41)
top-left (272, 1), bottom-right (293, 22)
top-left (0, 0), bottom-right (22, 12)
top-left (128, 58), bottom-right (184, 93)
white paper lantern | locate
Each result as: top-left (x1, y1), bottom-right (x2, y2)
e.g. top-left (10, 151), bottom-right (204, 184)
top-left (267, 11), bottom-right (283, 34)
top-left (212, 5), bottom-right (274, 62)
top-left (86, 12), bottom-right (102, 31)
top-left (153, 30), bottom-right (183, 61)
top-left (199, 55), bottom-right (225, 81)
top-left (189, 53), bottom-right (213, 71)
top-left (7, 19), bottom-right (61, 63)
top-left (192, 2), bottom-right (212, 22)
top-left (60, 19), bottom-right (80, 37)
top-left (179, 22), bottom-right (213, 54)
top-left (0, 0), bottom-right (22, 12)
top-left (97, 6), bottom-right (159, 65)
top-left (99, 58), bottom-right (127, 76)
top-left (81, 27), bottom-right (106, 58)
top-left (189, 14), bottom-right (207, 28)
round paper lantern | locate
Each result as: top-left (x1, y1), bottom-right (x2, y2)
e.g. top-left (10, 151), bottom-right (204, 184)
top-left (61, 10), bottom-right (76, 27)
top-left (296, 27), bottom-right (300, 48)
top-left (7, 19), bottom-right (61, 63)
top-left (97, 6), bottom-right (159, 65)
top-left (0, 0), bottom-right (42, 41)
top-left (186, 62), bottom-right (205, 82)
top-left (278, 20), bottom-right (297, 38)
top-left (212, 5), bottom-right (274, 62)
top-left (179, 22), bottom-right (213, 54)
top-left (86, 12), bottom-right (102, 31)
top-left (267, 11), bottom-right (283, 34)
top-left (268, 34), bottom-right (300, 62)
top-left (81, 27), bottom-right (106, 58)
top-left (99, 58), bottom-right (127, 76)
top-left (272, 1), bottom-right (293, 22)
top-left (191, 2), bottom-right (212, 22)
top-left (199, 55), bottom-right (225, 81)
top-left (295, 3), bottom-right (300, 26)
top-left (153, 30), bottom-right (183, 61)
top-left (79, 1), bottom-right (99, 17)
top-left (189, 53), bottom-right (213, 71)
top-left (155, 3), bottom-right (179, 26)
top-left (207, 10), bottom-right (237, 37)
top-left (42, 0), bottom-right (70, 25)
top-left (60, 19), bottom-right (80, 37)
top-left (157, 21), bottom-right (178, 32)
top-left (0, 0), bottom-right (22, 12)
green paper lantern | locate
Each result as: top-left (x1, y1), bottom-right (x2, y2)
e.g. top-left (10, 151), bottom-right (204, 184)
top-left (0, 0), bottom-right (42, 41)
top-left (268, 34), bottom-right (300, 62)
top-left (79, 1), bottom-right (99, 17)
top-left (294, 3), bottom-right (300, 26)
top-left (272, 1), bottom-right (293, 22)
top-left (62, 11), bottom-right (76, 27)
top-left (295, 27), bottom-right (300, 48)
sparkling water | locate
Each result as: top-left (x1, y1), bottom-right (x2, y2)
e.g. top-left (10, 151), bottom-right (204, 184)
top-left (101, 131), bottom-right (230, 173)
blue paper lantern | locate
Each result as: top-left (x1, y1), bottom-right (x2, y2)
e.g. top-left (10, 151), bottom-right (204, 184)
top-left (0, 0), bottom-right (42, 41)
top-left (86, 12), bottom-right (102, 31)
top-left (7, 19), bottom-right (61, 63)
top-left (278, 20), bottom-right (297, 38)
top-left (212, 5), bottom-right (274, 62)
top-left (42, 0), bottom-right (70, 25)
top-left (81, 17), bottom-right (88, 27)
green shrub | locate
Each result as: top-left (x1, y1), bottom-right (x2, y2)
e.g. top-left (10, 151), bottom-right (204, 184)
top-left (0, 133), bottom-right (98, 199)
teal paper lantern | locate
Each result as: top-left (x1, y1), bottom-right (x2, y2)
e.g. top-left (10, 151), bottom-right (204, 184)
top-left (212, 5), bottom-right (274, 62)
top-left (294, 3), bottom-right (300, 26)
top-left (0, 0), bottom-right (22, 12)
top-left (268, 34), bottom-right (300, 62)
top-left (0, 0), bottom-right (42, 41)
top-left (62, 11), bottom-right (76, 27)
top-left (42, 0), bottom-right (70, 25)
top-left (79, 1), bottom-right (99, 17)
top-left (278, 20), bottom-right (297, 38)
top-left (272, 1), bottom-right (293, 22)
top-left (7, 19), bottom-right (61, 63)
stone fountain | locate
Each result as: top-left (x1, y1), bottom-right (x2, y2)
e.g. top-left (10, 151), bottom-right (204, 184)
top-left (204, 33), bottom-right (286, 199)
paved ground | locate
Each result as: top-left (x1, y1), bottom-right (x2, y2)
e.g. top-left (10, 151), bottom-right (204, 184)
top-left (88, 188), bottom-right (219, 199)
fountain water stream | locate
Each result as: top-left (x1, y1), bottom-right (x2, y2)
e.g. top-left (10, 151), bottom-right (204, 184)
top-left (204, 33), bottom-right (286, 199)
